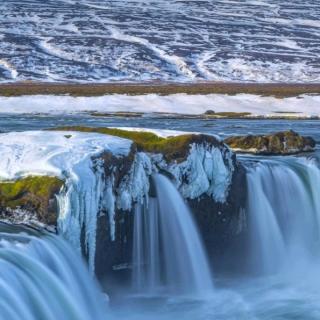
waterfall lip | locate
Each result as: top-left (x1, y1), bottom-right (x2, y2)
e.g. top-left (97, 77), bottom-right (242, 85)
top-left (0, 130), bottom-right (132, 181)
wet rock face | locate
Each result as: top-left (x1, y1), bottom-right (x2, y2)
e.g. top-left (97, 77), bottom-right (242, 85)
top-left (151, 134), bottom-right (248, 274)
top-left (158, 134), bottom-right (247, 272)
top-left (187, 161), bottom-right (248, 273)
top-left (224, 130), bottom-right (316, 155)
top-left (93, 148), bottom-right (136, 281)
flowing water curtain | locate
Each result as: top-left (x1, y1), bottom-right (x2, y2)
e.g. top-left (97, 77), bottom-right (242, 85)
top-left (132, 174), bottom-right (213, 295)
top-left (245, 157), bottom-right (320, 275)
top-left (0, 231), bottom-right (108, 320)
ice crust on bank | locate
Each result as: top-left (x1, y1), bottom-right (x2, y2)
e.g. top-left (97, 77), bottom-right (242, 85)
top-left (1, 94), bottom-right (320, 117)
top-left (0, 130), bottom-right (132, 271)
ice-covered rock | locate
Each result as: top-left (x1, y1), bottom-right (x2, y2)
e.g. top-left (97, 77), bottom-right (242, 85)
top-left (0, 128), bottom-right (248, 279)
top-left (166, 142), bottom-right (234, 202)
top-left (0, 130), bottom-right (132, 272)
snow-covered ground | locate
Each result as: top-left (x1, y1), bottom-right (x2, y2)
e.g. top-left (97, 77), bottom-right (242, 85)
top-left (0, 131), bottom-right (131, 180)
top-left (1, 94), bottom-right (319, 117)
top-left (1, 0), bottom-right (320, 82)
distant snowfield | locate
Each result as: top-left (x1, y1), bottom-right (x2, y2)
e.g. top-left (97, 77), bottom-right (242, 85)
top-left (1, 94), bottom-right (320, 117)
top-left (1, 0), bottom-right (320, 82)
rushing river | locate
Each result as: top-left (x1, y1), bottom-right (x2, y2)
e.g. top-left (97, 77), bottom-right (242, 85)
top-left (0, 115), bottom-right (320, 319)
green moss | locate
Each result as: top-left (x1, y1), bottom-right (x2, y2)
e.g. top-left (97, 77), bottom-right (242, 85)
top-left (224, 130), bottom-right (315, 155)
top-left (51, 126), bottom-right (220, 162)
top-left (0, 175), bottom-right (62, 198)
top-left (205, 112), bottom-right (252, 118)
top-left (0, 176), bottom-right (63, 223)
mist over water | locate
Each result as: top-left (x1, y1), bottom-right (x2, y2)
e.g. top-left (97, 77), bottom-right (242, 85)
top-left (1, 0), bottom-right (320, 82)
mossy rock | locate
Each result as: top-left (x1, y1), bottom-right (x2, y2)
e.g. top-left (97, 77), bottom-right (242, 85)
top-left (0, 176), bottom-right (63, 225)
top-left (203, 112), bottom-right (251, 118)
top-left (51, 126), bottom-right (221, 162)
top-left (224, 130), bottom-right (316, 155)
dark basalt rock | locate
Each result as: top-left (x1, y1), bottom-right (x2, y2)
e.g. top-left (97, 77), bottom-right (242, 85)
top-left (187, 160), bottom-right (247, 273)
top-left (93, 147), bottom-right (137, 284)
top-left (224, 130), bottom-right (316, 155)
top-left (94, 134), bottom-right (249, 286)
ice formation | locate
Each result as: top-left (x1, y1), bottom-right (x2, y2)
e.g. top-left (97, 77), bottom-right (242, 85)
top-left (117, 152), bottom-right (152, 212)
top-left (158, 143), bottom-right (234, 202)
top-left (0, 131), bottom-right (132, 271)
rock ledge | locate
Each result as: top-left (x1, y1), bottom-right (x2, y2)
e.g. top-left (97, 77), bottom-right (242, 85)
top-left (224, 130), bottom-right (316, 155)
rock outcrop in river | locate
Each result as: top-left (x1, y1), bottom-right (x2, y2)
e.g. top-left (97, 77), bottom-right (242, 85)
top-left (224, 130), bottom-right (315, 155)
top-left (0, 128), bottom-right (248, 283)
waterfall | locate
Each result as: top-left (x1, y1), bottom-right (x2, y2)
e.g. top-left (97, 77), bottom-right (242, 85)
top-left (0, 224), bottom-right (108, 320)
top-left (132, 174), bottom-right (213, 295)
top-left (245, 157), bottom-right (320, 274)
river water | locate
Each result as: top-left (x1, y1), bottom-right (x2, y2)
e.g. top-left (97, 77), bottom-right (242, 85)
top-left (0, 115), bottom-right (320, 319)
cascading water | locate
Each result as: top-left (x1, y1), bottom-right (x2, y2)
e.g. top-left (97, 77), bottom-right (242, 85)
top-left (132, 174), bottom-right (213, 295)
top-left (245, 156), bottom-right (320, 274)
top-left (0, 223), bottom-right (108, 320)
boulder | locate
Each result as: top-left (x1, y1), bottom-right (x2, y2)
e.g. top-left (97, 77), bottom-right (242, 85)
top-left (224, 130), bottom-right (315, 155)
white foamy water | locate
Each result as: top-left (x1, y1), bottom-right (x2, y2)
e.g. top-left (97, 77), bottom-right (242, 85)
top-left (0, 0), bottom-right (319, 82)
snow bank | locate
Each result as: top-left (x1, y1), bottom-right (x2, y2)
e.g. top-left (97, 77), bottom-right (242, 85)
top-left (0, 131), bottom-right (131, 180)
top-left (0, 130), bottom-right (132, 271)
top-left (0, 93), bottom-right (320, 116)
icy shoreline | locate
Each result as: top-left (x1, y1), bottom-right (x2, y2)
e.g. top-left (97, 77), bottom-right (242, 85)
top-left (0, 93), bottom-right (320, 117)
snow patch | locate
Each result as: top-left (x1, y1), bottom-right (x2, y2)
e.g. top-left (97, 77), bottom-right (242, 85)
top-left (0, 94), bottom-right (319, 117)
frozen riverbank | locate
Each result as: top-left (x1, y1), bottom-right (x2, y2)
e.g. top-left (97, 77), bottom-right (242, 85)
top-left (1, 91), bottom-right (320, 118)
